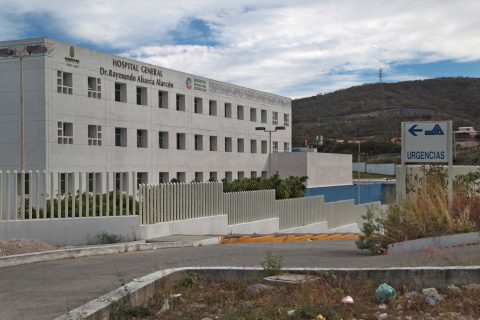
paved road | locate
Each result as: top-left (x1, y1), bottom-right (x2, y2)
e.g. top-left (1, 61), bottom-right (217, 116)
top-left (0, 240), bottom-right (479, 320)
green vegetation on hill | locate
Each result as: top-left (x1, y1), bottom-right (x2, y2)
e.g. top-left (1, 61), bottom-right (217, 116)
top-left (292, 77), bottom-right (480, 146)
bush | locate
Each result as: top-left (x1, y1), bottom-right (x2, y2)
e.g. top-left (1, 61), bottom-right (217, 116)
top-left (222, 173), bottom-right (308, 199)
top-left (355, 208), bottom-right (384, 254)
top-left (261, 252), bottom-right (283, 276)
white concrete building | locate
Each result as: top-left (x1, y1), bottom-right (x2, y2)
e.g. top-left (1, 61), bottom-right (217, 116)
top-left (0, 38), bottom-right (292, 187)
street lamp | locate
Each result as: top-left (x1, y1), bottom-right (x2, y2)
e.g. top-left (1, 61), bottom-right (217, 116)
top-left (255, 126), bottom-right (286, 176)
top-left (0, 45), bottom-right (48, 173)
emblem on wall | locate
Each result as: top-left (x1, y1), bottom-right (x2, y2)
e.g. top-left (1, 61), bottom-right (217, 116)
top-left (185, 77), bottom-right (192, 90)
top-left (69, 46), bottom-right (75, 58)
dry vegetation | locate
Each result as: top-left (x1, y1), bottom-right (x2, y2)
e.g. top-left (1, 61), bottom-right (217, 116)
top-left (110, 272), bottom-right (480, 320)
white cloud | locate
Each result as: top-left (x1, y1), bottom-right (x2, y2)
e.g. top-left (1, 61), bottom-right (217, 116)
top-left (1, 0), bottom-right (480, 97)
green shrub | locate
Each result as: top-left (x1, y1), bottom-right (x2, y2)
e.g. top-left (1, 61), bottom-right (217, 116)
top-left (223, 173), bottom-right (308, 199)
top-left (355, 208), bottom-right (384, 254)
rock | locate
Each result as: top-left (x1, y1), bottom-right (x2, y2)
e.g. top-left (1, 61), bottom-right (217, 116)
top-left (422, 288), bottom-right (442, 306)
top-left (341, 295), bottom-right (354, 304)
top-left (170, 293), bottom-right (182, 298)
top-left (315, 315), bottom-right (326, 320)
top-left (287, 310), bottom-right (296, 317)
top-left (405, 290), bottom-right (422, 299)
top-left (245, 283), bottom-right (272, 295)
top-left (378, 304), bottom-right (388, 310)
top-left (464, 283), bottom-right (480, 291)
top-left (201, 318), bottom-right (213, 320)
top-left (405, 316), bottom-right (412, 320)
top-left (395, 304), bottom-right (403, 311)
top-left (447, 284), bottom-right (462, 295)
top-left (406, 300), bottom-right (413, 309)
top-left (378, 313), bottom-right (388, 320)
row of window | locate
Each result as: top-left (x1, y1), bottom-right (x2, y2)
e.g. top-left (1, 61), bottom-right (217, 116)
top-left (58, 122), bottom-right (290, 152)
top-left (56, 70), bottom-right (290, 126)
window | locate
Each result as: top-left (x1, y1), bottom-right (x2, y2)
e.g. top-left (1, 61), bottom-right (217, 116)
top-left (250, 139), bottom-right (257, 153)
top-left (272, 111), bottom-right (278, 125)
top-left (137, 129), bottom-right (148, 148)
top-left (194, 97), bottom-right (203, 114)
top-left (224, 103), bottom-right (232, 118)
top-left (225, 137), bottom-right (232, 152)
top-left (88, 77), bottom-right (101, 99)
top-left (261, 140), bottom-right (267, 154)
top-left (225, 171), bottom-right (232, 182)
top-left (176, 133), bottom-right (186, 150)
top-left (237, 138), bottom-right (244, 153)
top-left (194, 172), bottom-right (203, 182)
top-left (57, 122), bottom-right (73, 144)
top-left (261, 171), bottom-right (268, 178)
top-left (115, 127), bottom-right (127, 147)
top-left (209, 172), bottom-right (218, 181)
top-left (237, 105), bottom-right (244, 120)
top-left (57, 71), bottom-right (72, 95)
top-left (88, 172), bottom-right (102, 192)
top-left (114, 82), bottom-right (127, 102)
top-left (251, 171), bottom-right (257, 178)
top-left (88, 125), bottom-right (102, 146)
top-left (194, 134), bottom-right (203, 151)
top-left (284, 142), bottom-right (290, 152)
top-left (159, 172), bottom-right (169, 183)
top-left (176, 94), bottom-right (185, 111)
top-left (209, 100), bottom-right (217, 116)
top-left (209, 136), bottom-right (218, 151)
top-left (273, 141), bottom-right (279, 153)
top-left (136, 86), bottom-right (147, 105)
top-left (237, 171), bottom-right (244, 179)
top-left (59, 173), bottom-right (74, 194)
top-left (115, 172), bottom-right (128, 191)
top-left (137, 172), bottom-right (148, 186)
top-left (261, 109), bottom-right (267, 123)
top-left (158, 90), bottom-right (168, 108)
top-left (284, 113), bottom-right (290, 127)
top-left (158, 131), bottom-right (169, 149)
top-left (250, 107), bottom-right (257, 122)
top-left (176, 172), bottom-right (186, 182)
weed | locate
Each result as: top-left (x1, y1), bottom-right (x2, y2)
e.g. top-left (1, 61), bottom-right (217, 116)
top-left (355, 207), bottom-right (384, 254)
top-left (178, 272), bottom-right (199, 287)
top-left (89, 231), bottom-right (126, 245)
top-left (261, 252), bottom-right (283, 276)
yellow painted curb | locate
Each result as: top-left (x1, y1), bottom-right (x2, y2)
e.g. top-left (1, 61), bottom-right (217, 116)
top-left (221, 233), bottom-right (360, 245)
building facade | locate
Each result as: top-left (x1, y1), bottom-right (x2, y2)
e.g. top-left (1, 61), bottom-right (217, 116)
top-left (0, 38), bottom-right (291, 187)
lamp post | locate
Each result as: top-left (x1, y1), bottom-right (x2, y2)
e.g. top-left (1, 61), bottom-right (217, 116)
top-left (0, 45), bottom-right (48, 173)
top-left (255, 126), bottom-right (286, 176)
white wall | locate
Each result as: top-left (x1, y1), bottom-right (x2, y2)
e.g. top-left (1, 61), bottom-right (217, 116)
top-left (353, 163), bottom-right (396, 176)
top-left (270, 152), bottom-right (352, 187)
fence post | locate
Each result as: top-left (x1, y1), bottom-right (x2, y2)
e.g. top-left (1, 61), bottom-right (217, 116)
top-left (0, 171), bottom-right (2, 221)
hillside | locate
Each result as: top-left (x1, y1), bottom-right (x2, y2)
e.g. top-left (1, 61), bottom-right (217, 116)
top-left (292, 77), bottom-right (480, 146)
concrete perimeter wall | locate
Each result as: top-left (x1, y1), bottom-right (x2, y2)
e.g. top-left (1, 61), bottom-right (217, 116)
top-left (353, 163), bottom-right (396, 176)
top-left (0, 216), bottom-right (139, 246)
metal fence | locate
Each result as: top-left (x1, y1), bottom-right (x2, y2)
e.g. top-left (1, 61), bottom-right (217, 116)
top-left (138, 182), bottom-right (223, 225)
top-left (0, 170), bottom-right (139, 220)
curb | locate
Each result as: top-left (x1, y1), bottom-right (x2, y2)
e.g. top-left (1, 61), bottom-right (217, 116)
top-left (220, 233), bottom-right (359, 244)
top-left (54, 265), bottom-right (480, 320)
top-left (388, 232), bottom-right (480, 254)
top-left (0, 237), bottom-right (220, 269)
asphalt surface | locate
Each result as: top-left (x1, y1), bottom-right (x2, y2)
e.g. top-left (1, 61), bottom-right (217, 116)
top-left (0, 240), bottom-right (479, 320)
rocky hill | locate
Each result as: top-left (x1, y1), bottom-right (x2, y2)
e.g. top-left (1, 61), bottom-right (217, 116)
top-left (292, 77), bottom-right (480, 146)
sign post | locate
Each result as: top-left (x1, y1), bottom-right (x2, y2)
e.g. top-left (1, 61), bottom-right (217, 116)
top-left (400, 121), bottom-right (453, 204)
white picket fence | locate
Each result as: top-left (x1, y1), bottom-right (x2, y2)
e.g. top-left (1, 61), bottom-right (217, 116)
top-left (0, 170), bottom-right (139, 220)
top-left (138, 182), bottom-right (223, 225)
top-left (0, 169), bottom-right (372, 232)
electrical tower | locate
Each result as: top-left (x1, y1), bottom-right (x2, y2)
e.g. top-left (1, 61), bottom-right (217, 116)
top-left (378, 68), bottom-right (383, 83)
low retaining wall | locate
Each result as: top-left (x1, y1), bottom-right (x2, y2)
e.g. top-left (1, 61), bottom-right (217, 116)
top-left (281, 221), bottom-right (328, 233)
top-left (0, 216), bottom-right (139, 246)
top-left (56, 266), bottom-right (480, 320)
top-left (226, 218), bottom-right (279, 234)
top-left (135, 215), bottom-right (228, 239)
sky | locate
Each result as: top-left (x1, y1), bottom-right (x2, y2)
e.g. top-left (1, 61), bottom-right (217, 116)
top-left (1, 0), bottom-right (480, 98)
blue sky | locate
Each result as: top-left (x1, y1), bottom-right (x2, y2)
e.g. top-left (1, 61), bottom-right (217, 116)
top-left (1, 0), bottom-right (479, 98)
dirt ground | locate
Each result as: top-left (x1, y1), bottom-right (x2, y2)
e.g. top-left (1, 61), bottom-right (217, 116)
top-left (0, 239), bottom-right (56, 256)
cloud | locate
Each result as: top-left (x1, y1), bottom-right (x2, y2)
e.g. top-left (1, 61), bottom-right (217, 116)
top-left (1, 0), bottom-right (480, 97)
